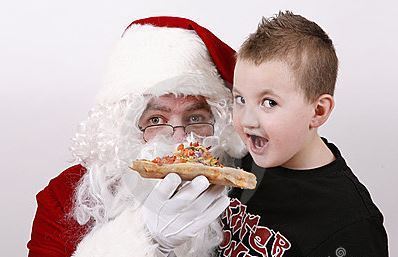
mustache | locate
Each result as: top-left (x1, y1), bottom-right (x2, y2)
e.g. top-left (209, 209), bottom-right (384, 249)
top-left (136, 132), bottom-right (222, 161)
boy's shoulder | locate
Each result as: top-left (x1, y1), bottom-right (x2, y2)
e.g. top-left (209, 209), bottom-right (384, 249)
top-left (321, 139), bottom-right (383, 220)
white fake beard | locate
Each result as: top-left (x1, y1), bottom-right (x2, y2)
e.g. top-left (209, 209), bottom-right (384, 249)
top-left (73, 133), bottom-right (226, 256)
top-left (71, 96), bottom-right (243, 228)
top-left (137, 134), bottom-right (182, 160)
top-left (73, 129), bottom-right (232, 224)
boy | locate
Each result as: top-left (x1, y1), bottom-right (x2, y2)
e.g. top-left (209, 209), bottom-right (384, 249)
top-left (218, 11), bottom-right (389, 257)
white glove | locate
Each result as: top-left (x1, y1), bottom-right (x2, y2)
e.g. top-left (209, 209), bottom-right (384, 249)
top-left (142, 173), bottom-right (229, 257)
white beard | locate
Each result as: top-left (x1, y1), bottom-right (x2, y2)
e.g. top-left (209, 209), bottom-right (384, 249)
top-left (72, 136), bottom-right (225, 257)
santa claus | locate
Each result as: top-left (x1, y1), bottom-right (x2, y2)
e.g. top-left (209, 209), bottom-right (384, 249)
top-left (28, 17), bottom-right (246, 257)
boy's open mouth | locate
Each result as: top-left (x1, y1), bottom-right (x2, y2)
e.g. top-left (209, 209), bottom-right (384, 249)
top-left (247, 134), bottom-right (268, 153)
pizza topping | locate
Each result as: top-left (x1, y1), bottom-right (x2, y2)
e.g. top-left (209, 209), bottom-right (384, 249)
top-left (151, 142), bottom-right (223, 167)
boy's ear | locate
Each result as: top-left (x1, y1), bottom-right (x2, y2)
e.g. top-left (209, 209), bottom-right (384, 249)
top-left (310, 94), bottom-right (335, 128)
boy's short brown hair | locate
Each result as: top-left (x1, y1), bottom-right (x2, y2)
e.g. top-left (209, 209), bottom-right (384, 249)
top-left (238, 11), bottom-right (338, 102)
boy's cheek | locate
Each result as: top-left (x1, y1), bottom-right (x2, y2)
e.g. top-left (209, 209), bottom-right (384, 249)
top-left (232, 111), bottom-right (242, 128)
top-left (231, 115), bottom-right (245, 138)
top-left (232, 105), bottom-right (245, 118)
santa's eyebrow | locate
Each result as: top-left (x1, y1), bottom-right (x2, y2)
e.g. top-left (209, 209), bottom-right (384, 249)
top-left (144, 103), bottom-right (171, 112)
top-left (185, 102), bottom-right (211, 112)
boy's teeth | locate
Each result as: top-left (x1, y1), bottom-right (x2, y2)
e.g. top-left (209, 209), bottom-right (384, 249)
top-left (250, 135), bottom-right (267, 148)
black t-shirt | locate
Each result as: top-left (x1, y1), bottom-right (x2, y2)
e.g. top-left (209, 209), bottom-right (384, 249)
top-left (217, 139), bottom-right (388, 257)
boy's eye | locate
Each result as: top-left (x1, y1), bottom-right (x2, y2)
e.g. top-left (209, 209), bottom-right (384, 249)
top-left (234, 95), bottom-right (245, 105)
top-left (261, 99), bottom-right (277, 108)
top-left (149, 116), bottom-right (165, 125)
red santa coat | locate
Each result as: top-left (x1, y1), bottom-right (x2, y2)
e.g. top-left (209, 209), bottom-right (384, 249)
top-left (28, 165), bottom-right (89, 257)
top-left (28, 165), bottom-right (160, 257)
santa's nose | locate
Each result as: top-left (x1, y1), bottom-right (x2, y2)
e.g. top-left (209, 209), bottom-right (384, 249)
top-left (172, 127), bottom-right (186, 142)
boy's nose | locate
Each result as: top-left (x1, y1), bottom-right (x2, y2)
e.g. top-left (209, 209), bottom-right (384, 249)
top-left (239, 109), bottom-right (260, 128)
top-left (172, 127), bottom-right (187, 143)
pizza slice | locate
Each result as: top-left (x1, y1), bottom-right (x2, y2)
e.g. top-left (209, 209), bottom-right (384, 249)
top-left (130, 142), bottom-right (257, 189)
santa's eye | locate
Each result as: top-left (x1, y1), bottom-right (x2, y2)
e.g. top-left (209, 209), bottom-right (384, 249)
top-left (234, 95), bottom-right (245, 105)
top-left (188, 115), bottom-right (202, 123)
top-left (261, 99), bottom-right (277, 108)
top-left (149, 116), bottom-right (165, 125)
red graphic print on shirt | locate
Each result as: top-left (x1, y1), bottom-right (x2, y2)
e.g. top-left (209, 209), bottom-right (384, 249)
top-left (218, 198), bottom-right (291, 257)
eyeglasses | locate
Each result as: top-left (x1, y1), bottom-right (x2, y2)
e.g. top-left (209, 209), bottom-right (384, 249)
top-left (139, 123), bottom-right (214, 142)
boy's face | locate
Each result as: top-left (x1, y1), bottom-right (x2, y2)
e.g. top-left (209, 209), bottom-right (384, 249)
top-left (233, 59), bottom-right (316, 168)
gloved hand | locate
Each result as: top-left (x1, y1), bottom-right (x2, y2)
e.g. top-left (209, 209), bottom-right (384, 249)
top-left (142, 173), bottom-right (229, 257)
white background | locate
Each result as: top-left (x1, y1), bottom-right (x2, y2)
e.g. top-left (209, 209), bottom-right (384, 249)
top-left (0, 0), bottom-right (397, 256)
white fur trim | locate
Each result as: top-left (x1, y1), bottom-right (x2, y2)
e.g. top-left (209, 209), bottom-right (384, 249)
top-left (96, 24), bottom-right (231, 105)
top-left (72, 206), bottom-right (220, 257)
top-left (72, 207), bottom-right (157, 257)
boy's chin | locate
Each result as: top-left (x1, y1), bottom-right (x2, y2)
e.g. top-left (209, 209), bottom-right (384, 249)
top-left (249, 148), bottom-right (292, 168)
top-left (250, 153), bottom-right (276, 168)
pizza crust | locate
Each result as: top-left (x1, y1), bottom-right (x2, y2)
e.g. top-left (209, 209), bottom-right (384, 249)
top-left (130, 160), bottom-right (257, 189)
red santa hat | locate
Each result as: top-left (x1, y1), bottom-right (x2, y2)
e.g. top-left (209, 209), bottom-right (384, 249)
top-left (96, 16), bottom-right (236, 105)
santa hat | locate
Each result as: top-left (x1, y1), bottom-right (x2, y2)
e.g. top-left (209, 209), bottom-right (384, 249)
top-left (96, 16), bottom-right (236, 105)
